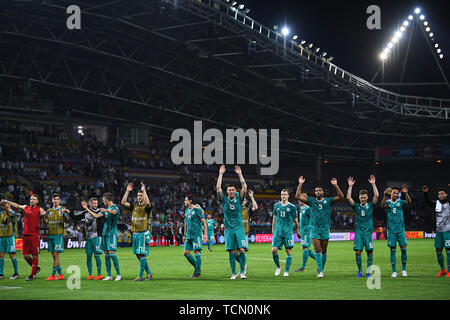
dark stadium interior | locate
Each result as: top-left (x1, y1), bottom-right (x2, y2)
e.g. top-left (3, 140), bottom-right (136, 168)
top-left (0, 0), bottom-right (449, 242)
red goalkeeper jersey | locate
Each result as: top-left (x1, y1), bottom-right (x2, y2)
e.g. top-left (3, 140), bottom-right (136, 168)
top-left (23, 205), bottom-right (41, 235)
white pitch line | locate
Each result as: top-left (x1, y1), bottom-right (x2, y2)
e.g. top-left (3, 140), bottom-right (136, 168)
top-left (0, 286), bottom-right (22, 290)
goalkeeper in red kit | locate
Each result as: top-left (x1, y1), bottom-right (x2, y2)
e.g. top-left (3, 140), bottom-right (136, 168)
top-left (2, 195), bottom-right (46, 280)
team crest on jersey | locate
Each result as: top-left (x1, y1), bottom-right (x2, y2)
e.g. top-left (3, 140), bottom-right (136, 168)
top-left (287, 208), bottom-right (291, 212)
top-left (229, 204), bottom-right (235, 210)
top-left (323, 200), bottom-right (327, 204)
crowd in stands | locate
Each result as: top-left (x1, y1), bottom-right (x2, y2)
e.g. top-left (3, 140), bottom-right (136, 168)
top-left (0, 127), bottom-right (443, 244)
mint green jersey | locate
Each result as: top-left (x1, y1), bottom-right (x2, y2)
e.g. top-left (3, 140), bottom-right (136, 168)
top-left (102, 204), bottom-right (120, 236)
top-left (307, 196), bottom-right (334, 231)
top-left (273, 202), bottom-right (298, 236)
top-left (354, 202), bottom-right (374, 234)
top-left (206, 219), bottom-right (216, 234)
top-left (385, 199), bottom-right (406, 233)
top-left (185, 207), bottom-right (204, 239)
top-left (299, 205), bottom-right (312, 235)
top-left (221, 192), bottom-right (243, 230)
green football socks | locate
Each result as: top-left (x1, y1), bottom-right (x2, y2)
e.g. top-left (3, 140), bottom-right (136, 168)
top-left (285, 254), bottom-right (293, 272)
top-left (239, 252), bottom-right (246, 274)
top-left (401, 248), bottom-right (407, 271)
top-left (390, 248), bottom-right (397, 272)
top-left (195, 253), bottom-right (202, 274)
top-left (229, 252), bottom-right (237, 275)
top-left (355, 254), bottom-right (362, 273)
top-left (273, 253), bottom-right (280, 268)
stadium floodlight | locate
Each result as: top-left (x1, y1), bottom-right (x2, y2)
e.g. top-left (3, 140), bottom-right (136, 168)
top-left (281, 26), bottom-right (289, 36)
top-left (435, 43), bottom-right (439, 48)
top-left (415, 8), bottom-right (421, 14)
top-left (425, 27), bottom-right (431, 32)
top-left (392, 37), bottom-right (398, 43)
top-left (238, 4), bottom-right (244, 10)
top-left (315, 47), bottom-right (320, 53)
top-left (308, 43), bottom-right (313, 48)
top-left (232, 1), bottom-right (237, 6)
top-left (429, 32), bottom-right (433, 37)
top-left (403, 21), bottom-right (409, 26)
top-left (244, 8), bottom-right (250, 14)
top-left (424, 21), bottom-right (428, 26)
top-left (292, 35), bottom-right (298, 40)
top-left (380, 52), bottom-right (387, 60)
top-left (408, 15), bottom-right (413, 20)
top-left (420, 15), bottom-right (425, 20)
top-left (395, 31), bottom-right (401, 38)
top-left (387, 42), bottom-right (393, 49)
top-left (439, 54), bottom-right (444, 59)
top-left (300, 40), bottom-right (306, 45)
top-left (273, 25), bottom-right (279, 31)
top-left (400, 26), bottom-right (406, 32)
top-left (437, 48), bottom-right (441, 54)
top-left (322, 52), bottom-right (327, 57)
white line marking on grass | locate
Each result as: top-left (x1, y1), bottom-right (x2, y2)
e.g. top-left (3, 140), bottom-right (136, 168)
top-left (0, 286), bottom-right (22, 290)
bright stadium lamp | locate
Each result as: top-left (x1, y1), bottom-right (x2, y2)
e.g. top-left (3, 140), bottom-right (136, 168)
top-left (293, 35), bottom-right (298, 40)
top-left (392, 37), bottom-right (398, 43)
top-left (387, 42), bottom-right (393, 49)
top-left (435, 43), bottom-right (439, 48)
top-left (232, 1), bottom-right (237, 6)
top-left (308, 43), bottom-right (313, 48)
top-left (425, 27), bottom-right (431, 32)
top-left (281, 26), bottom-right (289, 36)
top-left (395, 31), bottom-right (401, 38)
top-left (300, 40), bottom-right (306, 45)
top-left (439, 54), bottom-right (444, 59)
top-left (408, 15), bottom-right (413, 20)
top-left (424, 21), bottom-right (428, 26)
top-left (429, 32), bottom-right (433, 37)
top-left (244, 8), bottom-right (250, 14)
top-left (273, 25), bottom-right (279, 31)
top-left (414, 8), bottom-right (421, 14)
top-left (420, 15), bottom-right (425, 20)
top-left (315, 47), bottom-right (320, 53)
top-left (380, 52), bottom-right (387, 60)
top-left (403, 21), bottom-right (409, 26)
top-left (400, 26), bottom-right (406, 32)
top-left (437, 48), bottom-right (441, 54)
top-left (238, 4), bottom-right (244, 10)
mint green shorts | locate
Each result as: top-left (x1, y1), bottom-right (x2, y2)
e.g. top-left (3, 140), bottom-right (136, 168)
top-left (0, 236), bottom-right (16, 254)
top-left (133, 231), bottom-right (152, 256)
top-left (86, 237), bottom-right (102, 255)
top-left (48, 234), bottom-right (64, 253)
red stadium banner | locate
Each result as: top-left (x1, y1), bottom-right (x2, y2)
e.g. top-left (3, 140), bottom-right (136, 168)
top-left (405, 231), bottom-right (424, 239)
top-left (255, 234), bottom-right (273, 243)
top-left (15, 238), bottom-right (23, 250)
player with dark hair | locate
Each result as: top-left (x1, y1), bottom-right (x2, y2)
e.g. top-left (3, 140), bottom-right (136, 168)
top-left (83, 192), bottom-right (121, 281)
top-left (346, 175), bottom-right (379, 278)
top-left (381, 185), bottom-right (411, 278)
top-left (271, 189), bottom-right (300, 277)
top-left (205, 214), bottom-right (217, 252)
top-left (296, 177), bottom-right (345, 278)
top-left (121, 182), bottom-right (153, 281)
top-left (0, 201), bottom-right (19, 279)
top-left (182, 195), bottom-right (207, 278)
top-left (44, 193), bottom-right (70, 281)
top-left (294, 195), bottom-right (316, 272)
top-left (216, 165), bottom-right (249, 279)
top-left (72, 197), bottom-right (104, 280)
top-left (2, 195), bottom-right (46, 280)
top-left (422, 186), bottom-right (450, 277)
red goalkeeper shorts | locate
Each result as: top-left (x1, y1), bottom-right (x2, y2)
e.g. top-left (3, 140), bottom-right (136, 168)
top-left (22, 235), bottom-right (40, 255)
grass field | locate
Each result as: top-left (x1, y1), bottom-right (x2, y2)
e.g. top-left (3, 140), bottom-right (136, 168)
top-left (0, 239), bottom-right (449, 300)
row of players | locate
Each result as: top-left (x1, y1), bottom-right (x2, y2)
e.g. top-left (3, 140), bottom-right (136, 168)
top-left (0, 165), bottom-right (449, 281)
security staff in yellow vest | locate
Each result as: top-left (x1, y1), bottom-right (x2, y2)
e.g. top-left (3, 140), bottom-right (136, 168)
top-left (0, 201), bottom-right (19, 279)
top-left (121, 182), bottom-right (153, 281)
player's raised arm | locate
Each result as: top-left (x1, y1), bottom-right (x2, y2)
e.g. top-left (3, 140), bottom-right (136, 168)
top-left (39, 207), bottom-right (47, 216)
top-left (346, 177), bottom-right (355, 207)
top-left (121, 183), bottom-right (133, 208)
top-left (380, 188), bottom-right (391, 209)
top-left (2, 202), bottom-right (14, 217)
top-left (248, 190), bottom-right (258, 211)
top-left (331, 178), bottom-right (345, 202)
top-left (2, 199), bottom-right (26, 210)
top-left (234, 165), bottom-right (247, 200)
top-left (81, 201), bottom-right (104, 218)
top-left (421, 185), bottom-right (435, 205)
top-left (401, 185), bottom-right (412, 204)
top-left (295, 176), bottom-right (308, 203)
top-left (216, 165), bottom-right (225, 200)
top-left (141, 182), bottom-right (151, 206)
top-left (369, 175), bottom-right (379, 205)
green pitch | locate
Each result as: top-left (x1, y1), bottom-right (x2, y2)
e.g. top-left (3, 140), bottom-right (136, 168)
top-left (0, 239), bottom-right (448, 300)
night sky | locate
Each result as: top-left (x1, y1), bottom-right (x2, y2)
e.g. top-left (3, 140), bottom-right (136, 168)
top-left (240, 0), bottom-right (450, 97)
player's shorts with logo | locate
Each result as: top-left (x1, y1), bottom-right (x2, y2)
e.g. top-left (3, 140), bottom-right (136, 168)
top-left (225, 228), bottom-right (248, 251)
top-left (272, 232), bottom-right (295, 249)
top-left (47, 234), bottom-right (64, 253)
top-left (353, 232), bottom-right (374, 251)
top-left (133, 231), bottom-right (152, 255)
top-left (0, 236), bottom-right (16, 254)
top-left (22, 234), bottom-right (40, 255)
top-left (311, 228), bottom-right (330, 240)
top-left (86, 237), bottom-right (103, 255)
top-left (387, 231), bottom-right (407, 247)
top-left (184, 234), bottom-right (203, 252)
top-left (434, 231), bottom-right (450, 249)
top-left (300, 231), bottom-right (312, 247)
top-left (101, 234), bottom-right (118, 252)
